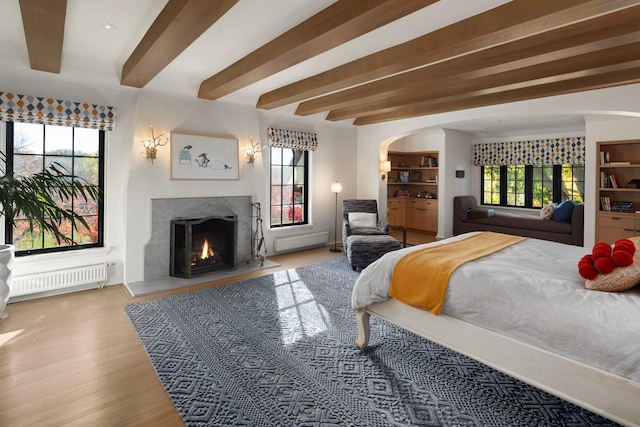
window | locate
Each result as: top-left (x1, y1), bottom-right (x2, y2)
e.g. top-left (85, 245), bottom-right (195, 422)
top-left (270, 147), bottom-right (308, 227)
top-left (5, 122), bottom-right (104, 254)
top-left (482, 164), bottom-right (584, 208)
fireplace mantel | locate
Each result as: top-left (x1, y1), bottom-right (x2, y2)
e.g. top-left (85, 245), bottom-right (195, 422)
top-left (144, 196), bottom-right (251, 281)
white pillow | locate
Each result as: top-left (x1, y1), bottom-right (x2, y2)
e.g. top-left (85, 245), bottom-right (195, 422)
top-left (348, 212), bottom-right (377, 229)
top-left (540, 203), bottom-right (556, 220)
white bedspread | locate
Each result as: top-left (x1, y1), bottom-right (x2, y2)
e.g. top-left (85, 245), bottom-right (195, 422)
top-left (352, 232), bottom-right (640, 382)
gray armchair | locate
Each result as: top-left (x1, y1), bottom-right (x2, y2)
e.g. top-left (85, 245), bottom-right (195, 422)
top-left (342, 199), bottom-right (389, 252)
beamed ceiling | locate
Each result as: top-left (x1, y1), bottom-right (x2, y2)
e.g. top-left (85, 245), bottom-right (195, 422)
top-left (12, 0), bottom-right (640, 126)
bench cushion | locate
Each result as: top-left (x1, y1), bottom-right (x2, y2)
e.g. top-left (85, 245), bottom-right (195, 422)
top-left (461, 211), bottom-right (572, 234)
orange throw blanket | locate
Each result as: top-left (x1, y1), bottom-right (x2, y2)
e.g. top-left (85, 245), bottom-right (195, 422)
top-left (389, 232), bottom-right (526, 315)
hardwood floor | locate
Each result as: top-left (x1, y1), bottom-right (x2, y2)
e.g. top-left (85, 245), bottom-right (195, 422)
top-left (389, 228), bottom-right (437, 247)
top-left (0, 233), bottom-right (436, 426)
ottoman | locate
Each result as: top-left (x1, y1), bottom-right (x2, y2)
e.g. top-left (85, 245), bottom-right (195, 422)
top-left (346, 234), bottom-right (401, 271)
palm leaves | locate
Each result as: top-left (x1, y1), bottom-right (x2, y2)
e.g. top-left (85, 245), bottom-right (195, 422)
top-left (0, 151), bottom-right (100, 245)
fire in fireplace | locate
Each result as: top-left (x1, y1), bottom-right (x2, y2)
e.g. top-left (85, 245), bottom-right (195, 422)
top-left (170, 215), bottom-right (237, 278)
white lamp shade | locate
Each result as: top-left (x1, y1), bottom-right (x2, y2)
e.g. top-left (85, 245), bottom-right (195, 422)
top-left (381, 160), bottom-right (391, 172)
top-left (331, 182), bottom-right (343, 193)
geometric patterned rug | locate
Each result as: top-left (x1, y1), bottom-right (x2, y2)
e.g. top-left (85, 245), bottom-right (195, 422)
top-left (125, 257), bottom-right (620, 426)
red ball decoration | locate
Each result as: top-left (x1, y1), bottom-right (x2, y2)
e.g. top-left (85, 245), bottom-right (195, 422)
top-left (578, 255), bottom-right (593, 266)
top-left (591, 248), bottom-right (612, 261)
top-left (593, 242), bottom-right (612, 253)
top-left (611, 250), bottom-right (634, 267)
top-left (614, 239), bottom-right (636, 256)
top-left (578, 262), bottom-right (598, 280)
top-left (594, 257), bottom-right (615, 274)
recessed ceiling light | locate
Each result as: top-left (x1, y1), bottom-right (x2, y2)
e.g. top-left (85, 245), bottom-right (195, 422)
top-left (101, 22), bottom-right (116, 30)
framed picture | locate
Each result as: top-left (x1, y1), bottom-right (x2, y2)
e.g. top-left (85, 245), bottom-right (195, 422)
top-left (170, 133), bottom-right (239, 180)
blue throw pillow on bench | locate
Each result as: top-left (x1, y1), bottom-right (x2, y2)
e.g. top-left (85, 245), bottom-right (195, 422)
top-left (466, 208), bottom-right (495, 219)
top-left (551, 200), bottom-right (574, 222)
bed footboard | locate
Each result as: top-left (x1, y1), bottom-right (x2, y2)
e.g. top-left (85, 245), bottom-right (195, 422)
top-left (355, 309), bottom-right (370, 349)
top-left (354, 299), bottom-right (640, 426)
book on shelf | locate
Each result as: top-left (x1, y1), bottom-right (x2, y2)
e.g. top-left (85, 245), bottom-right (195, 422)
top-left (611, 201), bottom-right (634, 213)
top-left (421, 155), bottom-right (438, 167)
top-left (599, 151), bottom-right (610, 165)
top-left (608, 161), bottom-right (631, 166)
top-left (600, 171), bottom-right (621, 188)
top-left (600, 196), bottom-right (611, 212)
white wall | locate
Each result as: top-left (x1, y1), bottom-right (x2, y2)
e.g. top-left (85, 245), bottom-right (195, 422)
top-left (355, 84), bottom-right (640, 246)
top-left (441, 129), bottom-right (473, 237)
top-left (1, 63), bottom-right (357, 287)
top-left (2, 61), bottom-right (137, 285)
top-left (124, 89), bottom-right (357, 284)
top-left (5, 58), bottom-right (640, 287)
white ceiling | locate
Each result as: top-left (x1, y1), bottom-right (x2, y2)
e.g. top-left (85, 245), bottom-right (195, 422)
top-left (0, 0), bottom-right (597, 136)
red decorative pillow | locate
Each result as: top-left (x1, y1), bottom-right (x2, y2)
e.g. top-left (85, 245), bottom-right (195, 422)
top-left (582, 237), bottom-right (640, 292)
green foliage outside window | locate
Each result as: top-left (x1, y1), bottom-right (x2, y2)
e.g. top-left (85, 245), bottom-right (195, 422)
top-left (5, 122), bottom-right (103, 254)
top-left (482, 164), bottom-right (584, 208)
top-left (270, 147), bottom-right (308, 227)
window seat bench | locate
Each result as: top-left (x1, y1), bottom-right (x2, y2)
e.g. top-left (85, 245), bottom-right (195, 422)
top-left (453, 196), bottom-right (584, 246)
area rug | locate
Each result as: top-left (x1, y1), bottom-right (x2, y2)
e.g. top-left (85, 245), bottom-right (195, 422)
top-left (125, 257), bottom-right (619, 426)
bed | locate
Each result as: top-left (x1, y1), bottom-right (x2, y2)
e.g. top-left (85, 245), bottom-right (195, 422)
top-left (352, 232), bottom-right (640, 427)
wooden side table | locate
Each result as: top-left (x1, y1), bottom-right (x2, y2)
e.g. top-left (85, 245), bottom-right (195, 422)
top-left (390, 225), bottom-right (407, 248)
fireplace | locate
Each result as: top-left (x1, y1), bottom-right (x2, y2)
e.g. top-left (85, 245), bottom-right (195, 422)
top-left (170, 215), bottom-right (238, 279)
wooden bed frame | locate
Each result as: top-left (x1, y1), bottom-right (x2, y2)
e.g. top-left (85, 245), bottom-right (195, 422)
top-left (356, 298), bottom-right (640, 427)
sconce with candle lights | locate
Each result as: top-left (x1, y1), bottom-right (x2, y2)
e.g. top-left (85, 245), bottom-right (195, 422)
top-left (141, 126), bottom-right (169, 164)
top-left (380, 160), bottom-right (391, 180)
top-left (245, 137), bottom-right (266, 166)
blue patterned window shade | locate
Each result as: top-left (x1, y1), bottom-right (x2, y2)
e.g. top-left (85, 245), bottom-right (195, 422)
top-left (0, 91), bottom-right (116, 131)
top-left (473, 136), bottom-right (585, 166)
top-left (268, 127), bottom-right (317, 151)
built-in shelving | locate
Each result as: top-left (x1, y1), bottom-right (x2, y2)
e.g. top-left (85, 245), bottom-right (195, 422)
top-left (597, 140), bottom-right (640, 243)
top-left (386, 151), bottom-right (438, 232)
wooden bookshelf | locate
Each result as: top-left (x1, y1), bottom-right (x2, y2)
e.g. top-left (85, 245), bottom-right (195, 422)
top-left (386, 151), bottom-right (438, 232)
top-left (597, 140), bottom-right (640, 243)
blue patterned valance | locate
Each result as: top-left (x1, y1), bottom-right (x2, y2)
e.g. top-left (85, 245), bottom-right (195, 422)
top-left (473, 136), bottom-right (585, 166)
top-left (0, 91), bottom-right (116, 131)
top-left (268, 127), bottom-right (317, 151)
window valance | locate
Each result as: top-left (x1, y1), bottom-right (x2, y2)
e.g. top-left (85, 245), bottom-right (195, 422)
top-left (268, 127), bottom-right (317, 151)
top-left (0, 91), bottom-right (116, 131)
top-left (472, 136), bottom-right (585, 166)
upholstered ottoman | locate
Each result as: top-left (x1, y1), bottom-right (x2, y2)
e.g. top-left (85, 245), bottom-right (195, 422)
top-left (346, 234), bottom-right (401, 271)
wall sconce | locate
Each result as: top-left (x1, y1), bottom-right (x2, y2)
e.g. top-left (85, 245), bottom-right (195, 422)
top-left (245, 137), bottom-right (265, 166)
top-left (380, 160), bottom-right (391, 180)
top-left (141, 126), bottom-right (169, 164)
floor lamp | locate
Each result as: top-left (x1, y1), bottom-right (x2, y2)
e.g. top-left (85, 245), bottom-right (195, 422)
top-left (330, 181), bottom-right (343, 252)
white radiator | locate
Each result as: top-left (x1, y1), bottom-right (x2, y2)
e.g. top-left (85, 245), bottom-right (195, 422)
top-left (11, 263), bottom-right (108, 297)
top-left (273, 231), bottom-right (330, 253)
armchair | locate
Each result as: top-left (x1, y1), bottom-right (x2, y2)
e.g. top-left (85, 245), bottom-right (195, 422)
top-left (342, 199), bottom-right (389, 252)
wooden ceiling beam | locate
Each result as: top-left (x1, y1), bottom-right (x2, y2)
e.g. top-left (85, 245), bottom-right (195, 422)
top-left (197, 0), bottom-right (437, 101)
top-left (121, 0), bottom-right (238, 88)
top-left (296, 6), bottom-right (640, 116)
top-left (353, 64), bottom-right (640, 125)
top-left (257, 0), bottom-right (640, 110)
top-left (326, 41), bottom-right (640, 121)
top-left (19, 0), bottom-right (67, 74)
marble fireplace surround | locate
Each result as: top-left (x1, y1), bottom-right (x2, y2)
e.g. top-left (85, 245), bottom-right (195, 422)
top-left (144, 196), bottom-right (252, 281)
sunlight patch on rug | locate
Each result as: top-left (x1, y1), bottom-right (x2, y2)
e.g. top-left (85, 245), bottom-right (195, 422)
top-left (273, 268), bottom-right (331, 345)
top-left (125, 257), bottom-right (619, 426)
